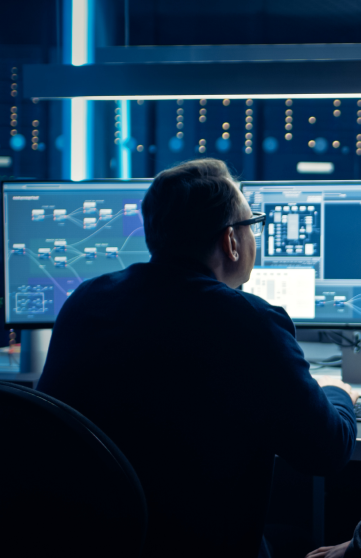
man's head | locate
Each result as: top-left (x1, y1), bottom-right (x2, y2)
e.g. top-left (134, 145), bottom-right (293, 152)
top-left (142, 158), bottom-right (256, 288)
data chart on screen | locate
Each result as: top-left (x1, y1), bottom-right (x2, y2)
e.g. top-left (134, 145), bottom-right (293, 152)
top-left (2, 181), bottom-right (151, 325)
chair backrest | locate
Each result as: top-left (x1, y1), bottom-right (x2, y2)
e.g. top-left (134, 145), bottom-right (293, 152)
top-left (0, 381), bottom-right (147, 557)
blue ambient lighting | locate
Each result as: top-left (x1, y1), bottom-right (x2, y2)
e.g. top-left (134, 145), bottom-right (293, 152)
top-left (313, 137), bottom-right (328, 154)
top-left (169, 136), bottom-right (184, 152)
top-left (215, 137), bottom-right (231, 152)
top-left (55, 135), bottom-right (64, 151)
top-left (263, 137), bottom-right (279, 153)
top-left (9, 134), bottom-right (26, 151)
top-left (118, 99), bottom-right (132, 179)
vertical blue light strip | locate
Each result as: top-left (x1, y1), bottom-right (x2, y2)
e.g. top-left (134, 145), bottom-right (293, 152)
top-left (86, 0), bottom-right (94, 179)
top-left (62, 0), bottom-right (72, 180)
top-left (119, 100), bottom-right (132, 179)
top-left (69, 0), bottom-right (94, 181)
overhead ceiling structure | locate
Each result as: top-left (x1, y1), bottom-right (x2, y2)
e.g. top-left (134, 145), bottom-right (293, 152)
top-left (21, 0), bottom-right (361, 102)
top-left (23, 43), bottom-right (361, 101)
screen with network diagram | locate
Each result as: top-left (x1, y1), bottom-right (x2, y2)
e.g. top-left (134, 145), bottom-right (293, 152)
top-left (3, 181), bottom-right (151, 325)
top-left (242, 182), bottom-right (361, 326)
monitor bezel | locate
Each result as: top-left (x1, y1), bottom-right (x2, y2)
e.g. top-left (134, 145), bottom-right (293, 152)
top-left (1, 178), bottom-right (152, 329)
top-left (241, 179), bottom-right (361, 329)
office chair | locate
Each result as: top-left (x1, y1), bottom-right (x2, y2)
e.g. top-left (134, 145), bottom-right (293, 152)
top-left (0, 381), bottom-right (147, 557)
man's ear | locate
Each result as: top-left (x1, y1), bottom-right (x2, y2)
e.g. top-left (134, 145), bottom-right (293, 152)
top-left (221, 227), bottom-right (239, 262)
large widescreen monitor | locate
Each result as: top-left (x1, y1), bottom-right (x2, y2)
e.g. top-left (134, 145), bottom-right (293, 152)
top-left (242, 181), bottom-right (361, 328)
top-left (2, 180), bottom-right (151, 328)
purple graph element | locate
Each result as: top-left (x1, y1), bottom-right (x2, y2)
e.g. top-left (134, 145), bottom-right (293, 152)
top-left (122, 198), bottom-right (144, 237)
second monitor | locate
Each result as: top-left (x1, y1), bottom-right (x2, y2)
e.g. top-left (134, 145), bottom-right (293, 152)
top-left (242, 180), bottom-right (361, 328)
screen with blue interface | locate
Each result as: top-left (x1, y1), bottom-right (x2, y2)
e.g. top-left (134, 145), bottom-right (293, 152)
top-left (2, 180), bottom-right (151, 326)
top-left (242, 181), bottom-right (361, 327)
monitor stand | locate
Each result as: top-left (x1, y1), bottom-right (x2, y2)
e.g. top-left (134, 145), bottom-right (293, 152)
top-left (341, 331), bottom-right (361, 385)
top-left (20, 329), bottom-right (52, 375)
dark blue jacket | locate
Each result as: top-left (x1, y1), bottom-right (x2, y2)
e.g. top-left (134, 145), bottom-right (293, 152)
top-left (38, 255), bottom-right (357, 558)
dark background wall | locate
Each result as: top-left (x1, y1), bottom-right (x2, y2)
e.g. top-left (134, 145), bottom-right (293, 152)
top-left (1, 0), bottom-right (361, 182)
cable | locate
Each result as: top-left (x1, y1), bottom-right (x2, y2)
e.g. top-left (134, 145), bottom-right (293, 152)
top-left (319, 330), bottom-right (361, 349)
top-left (308, 355), bottom-right (343, 368)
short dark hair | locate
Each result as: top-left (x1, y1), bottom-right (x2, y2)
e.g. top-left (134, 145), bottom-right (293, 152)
top-left (142, 158), bottom-right (239, 258)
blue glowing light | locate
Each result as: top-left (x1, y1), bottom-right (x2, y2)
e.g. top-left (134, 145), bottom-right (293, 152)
top-left (263, 137), bottom-right (279, 153)
top-left (313, 137), bottom-right (328, 154)
top-left (9, 134), bottom-right (26, 151)
top-left (118, 99), bottom-right (132, 179)
top-left (55, 135), bottom-right (64, 151)
top-left (38, 142), bottom-right (46, 151)
top-left (123, 137), bottom-right (137, 152)
top-left (215, 137), bottom-right (231, 153)
top-left (169, 137), bottom-right (184, 152)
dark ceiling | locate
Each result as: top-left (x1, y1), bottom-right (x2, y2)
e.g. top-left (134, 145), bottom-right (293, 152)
top-left (1, 0), bottom-right (361, 50)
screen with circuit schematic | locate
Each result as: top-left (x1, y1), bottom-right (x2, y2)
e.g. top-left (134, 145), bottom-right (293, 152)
top-left (242, 181), bottom-right (361, 326)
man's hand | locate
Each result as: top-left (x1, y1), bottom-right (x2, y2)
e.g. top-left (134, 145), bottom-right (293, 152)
top-left (305, 540), bottom-right (351, 558)
top-left (317, 376), bottom-right (359, 405)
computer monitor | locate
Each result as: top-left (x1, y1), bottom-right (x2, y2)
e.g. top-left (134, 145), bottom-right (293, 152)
top-left (2, 180), bottom-right (152, 329)
top-left (242, 181), bottom-right (361, 328)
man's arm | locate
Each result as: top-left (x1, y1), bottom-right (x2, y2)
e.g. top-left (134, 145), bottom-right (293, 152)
top-left (259, 304), bottom-right (357, 476)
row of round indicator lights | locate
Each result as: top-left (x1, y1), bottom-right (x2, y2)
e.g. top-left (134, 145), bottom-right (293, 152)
top-left (10, 67), bottom-right (17, 98)
top-left (9, 68), bottom-right (18, 139)
top-left (199, 98), bottom-right (254, 155)
top-left (123, 97), bottom-right (361, 155)
top-left (198, 99), bottom-right (207, 153)
top-left (136, 99), bottom-right (146, 150)
top-left (113, 105), bottom-right (144, 152)
top-left (244, 99), bottom-right (254, 153)
top-left (176, 99), bottom-right (185, 141)
top-left (197, 99), bottom-right (233, 153)
top-left (307, 100), bottom-right (361, 155)
top-left (9, 114), bottom-right (41, 150)
top-left (10, 66), bottom-right (41, 151)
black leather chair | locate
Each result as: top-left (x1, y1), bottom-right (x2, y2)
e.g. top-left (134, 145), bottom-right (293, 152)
top-left (0, 381), bottom-right (147, 557)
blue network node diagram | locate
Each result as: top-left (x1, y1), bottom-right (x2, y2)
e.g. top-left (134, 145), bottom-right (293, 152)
top-left (3, 183), bottom-right (151, 324)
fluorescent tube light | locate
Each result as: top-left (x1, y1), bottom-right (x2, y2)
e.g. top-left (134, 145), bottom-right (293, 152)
top-left (71, 98), bottom-right (87, 181)
top-left (297, 162), bottom-right (335, 174)
top-left (119, 100), bottom-right (131, 179)
top-left (0, 157), bottom-right (12, 168)
top-left (70, 0), bottom-right (92, 181)
top-left (66, 94), bottom-right (361, 101)
top-left (72, 0), bottom-right (88, 66)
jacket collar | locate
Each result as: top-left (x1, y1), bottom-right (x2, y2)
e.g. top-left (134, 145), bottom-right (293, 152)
top-left (150, 251), bottom-right (216, 280)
